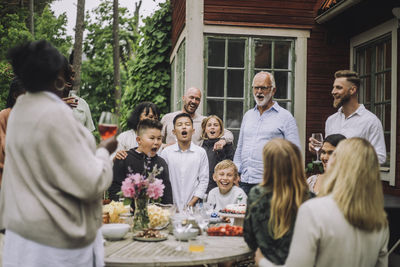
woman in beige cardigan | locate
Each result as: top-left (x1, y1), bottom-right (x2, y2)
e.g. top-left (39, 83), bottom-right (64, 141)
top-left (257, 138), bottom-right (388, 267)
top-left (0, 40), bottom-right (117, 267)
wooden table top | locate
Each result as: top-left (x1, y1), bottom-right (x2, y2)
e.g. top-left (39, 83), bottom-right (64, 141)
top-left (105, 233), bottom-right (253, 267)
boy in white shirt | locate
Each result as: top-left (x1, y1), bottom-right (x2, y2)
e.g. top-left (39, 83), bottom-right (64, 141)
top-left (160, 113), bottom-right (209, 208)
top-left (207, 160), bottom-right (247, 212)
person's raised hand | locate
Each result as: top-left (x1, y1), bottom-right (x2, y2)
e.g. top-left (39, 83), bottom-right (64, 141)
top-left (213, 139), bottom-right (226, 151)
top-left (308, 137), bottom-right (317, 154)
top-left (114, 150), bottom-right (128, 161)
top-left (62, 96), bottom-right (78, 108)
top-left (99, 136), bottom-right (118, 155)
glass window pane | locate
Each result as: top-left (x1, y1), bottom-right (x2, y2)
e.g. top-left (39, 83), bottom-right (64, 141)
top-left (208, 38), bottom-right (225, 67)
top-left (385, 41), bottom-right (391, 69)
top-left (207, 100), bottom-right (224, 120)
top-left (377, 43), bottom-right (384, 72)
top-left (384, 133), bottom-right (390, 155)
top-left (366, 47), bottom-right (372, 74)
top-left (375, 73), bottom-right (383, 102)
top-left (277, 102), bottom-right (288, 110)
top-left (226, 101), bottom-right (243, 128)
top-left (385, 72), bottom-right (391, 100)
top-left (207, 69), bottom-right (224, 97)
top-left (365, 76), bottom-right (371, 104)
top-left (228, 129), bottom-right (240, 147)
top-left (228, 39), bottom-right (245, 67)
top-left (227, 70), bottom-right (244, 97)
top-left (255, 41), bottom-right (271, 69)
top-left (384, 104), bottom-right (391, 132)
top-left (357, 51), bottom-right (365, 75)
top-left (274, 71), bottom-right (289, 99)
top-left (274, 42), bottom-right (291, 69)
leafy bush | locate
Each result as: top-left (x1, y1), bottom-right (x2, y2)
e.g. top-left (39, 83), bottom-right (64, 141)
top-left (119, 1), bottom-right (171, 131)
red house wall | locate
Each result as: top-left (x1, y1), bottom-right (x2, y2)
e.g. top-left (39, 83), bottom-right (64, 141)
top-left (202, 0), bottom-right (347, 164)
top-left (171, 0), bottom-right (185, 50)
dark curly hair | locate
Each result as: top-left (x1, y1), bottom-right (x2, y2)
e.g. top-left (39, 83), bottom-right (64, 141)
top-left (127, 102), bottom-right (160, 131)
top-left (7, 40), bottom-right (65, 92)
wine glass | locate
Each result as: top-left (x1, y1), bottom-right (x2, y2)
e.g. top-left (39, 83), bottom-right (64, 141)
top-left (98, 112), bottom-right (118, 140)
top-left (311, 133), bottom-right (324, 163)
top-left (172, 215), bottom-right (186, 251)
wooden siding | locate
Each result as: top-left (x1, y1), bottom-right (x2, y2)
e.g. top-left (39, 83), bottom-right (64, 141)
top-left (305, 24), bottom-right (349, 165)
top-left (171, 0), bottom-right (185, 51)
top-left (204, 0), bottom-right (317, 29)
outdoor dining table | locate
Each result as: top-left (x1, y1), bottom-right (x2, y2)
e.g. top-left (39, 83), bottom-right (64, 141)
top-left (104, 232), bottom-right (253, 267)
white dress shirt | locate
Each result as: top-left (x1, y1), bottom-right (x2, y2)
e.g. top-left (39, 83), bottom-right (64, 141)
top-left (325, 104), bottom-right (386, 164)
top-left (160, 142), bottom-right (209, 208)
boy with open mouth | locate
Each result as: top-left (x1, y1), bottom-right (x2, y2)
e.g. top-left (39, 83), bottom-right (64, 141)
top-left (108, 119), bottom-right (173, 204)
top-left (160, 113), bottom-right (209, 209)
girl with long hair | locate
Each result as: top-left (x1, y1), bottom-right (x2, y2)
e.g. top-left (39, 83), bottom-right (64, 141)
top-left (257, 138), bottom-right (388, 267)
top-left (201, 115), bottom-right (234, 193)
top-left (243, 138), bottom-right (313, 265)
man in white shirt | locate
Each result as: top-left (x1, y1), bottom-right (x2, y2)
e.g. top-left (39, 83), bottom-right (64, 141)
top-left (161, 87), bottom-right (233, 149)
top-left (160, 113), bottom-right (209, 208)
top-left (309, 70), bottom-right (386, 164)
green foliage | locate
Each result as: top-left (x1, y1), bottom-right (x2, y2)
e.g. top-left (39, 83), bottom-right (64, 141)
top-left (34, 5), bottom-right (72, 55)
top-left (0, 3), bottom-right (72, 110)
top-left (0, 62), bottom-right (14, 110)
top-left (0, 10), bottom-right (32, 60)
top-left (120, 0), bottom-right (171, 131)
top-left (82, 0), bottom-right (140, 133)
top-left (305, 161), bottom-right (324, 176)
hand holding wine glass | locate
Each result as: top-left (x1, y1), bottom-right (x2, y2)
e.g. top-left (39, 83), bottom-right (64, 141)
top-left (98, 111), bottom-right (118, 140)
top-left (311, 133), bottom-right (323, 163)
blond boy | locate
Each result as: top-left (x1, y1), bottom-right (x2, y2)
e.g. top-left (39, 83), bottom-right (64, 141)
top-left (207, 160), bottom-right (247, 212)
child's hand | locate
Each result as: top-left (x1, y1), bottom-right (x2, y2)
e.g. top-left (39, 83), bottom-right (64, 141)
top-left (213, 139), bottom-right (226, 151)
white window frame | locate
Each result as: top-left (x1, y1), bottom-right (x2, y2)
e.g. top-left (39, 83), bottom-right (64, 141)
top-left (203, 25), bottom-right (310, 154)
top-left (350, 19), bottom-right (398, 185)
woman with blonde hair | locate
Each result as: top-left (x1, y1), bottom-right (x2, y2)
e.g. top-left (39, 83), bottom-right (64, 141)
top-left (201, 115), bottom-right (234, 193)
top-left (257, 138), bottom-right (389, 267)
top-left (243, 138), bottom-right (313, 265)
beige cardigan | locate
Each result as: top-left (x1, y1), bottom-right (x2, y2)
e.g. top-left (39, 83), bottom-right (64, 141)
top-left (0, 92), bottom-right (112, 249)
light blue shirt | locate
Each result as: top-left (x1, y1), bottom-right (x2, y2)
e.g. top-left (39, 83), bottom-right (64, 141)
top-left (234, 102), bottom-right (300, 184)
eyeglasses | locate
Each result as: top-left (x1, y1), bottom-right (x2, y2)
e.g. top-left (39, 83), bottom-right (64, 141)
top-left (253, 86), bottom-right (273, 91)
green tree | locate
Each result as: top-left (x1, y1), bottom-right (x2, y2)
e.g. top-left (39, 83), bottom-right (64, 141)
top-left (119, 0), bottom-right (171, 130)
top-left (0, 3), bottom-right (72, 109)
top-left (81, 0), bottom-right (140, 133)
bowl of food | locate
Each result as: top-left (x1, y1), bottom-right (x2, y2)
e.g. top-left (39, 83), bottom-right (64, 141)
top-left (101, 223), bottom-right (130, 240)
top-left (173, 228), bottom-right (199, 241)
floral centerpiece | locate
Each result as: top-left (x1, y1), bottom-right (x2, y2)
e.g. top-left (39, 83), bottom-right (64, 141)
top-left (120, 162), bottom-right (165, 231)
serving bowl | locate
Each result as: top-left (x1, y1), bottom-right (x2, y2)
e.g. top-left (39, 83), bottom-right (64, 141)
top-left (173, 228), bottom-right (199, 241)
top-left (101, 223), bottom-right (130, 240)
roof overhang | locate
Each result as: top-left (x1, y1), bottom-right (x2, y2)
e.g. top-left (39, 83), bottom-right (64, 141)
top-left (315, 0), bottom-right (363, 24)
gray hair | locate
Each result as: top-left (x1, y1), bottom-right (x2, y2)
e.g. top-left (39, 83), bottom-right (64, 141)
top-left (253, 71), bottom-right (276, 89)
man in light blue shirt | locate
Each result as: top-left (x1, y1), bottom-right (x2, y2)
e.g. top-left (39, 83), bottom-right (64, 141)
top-left (234, 71), bottom-right (300, 195)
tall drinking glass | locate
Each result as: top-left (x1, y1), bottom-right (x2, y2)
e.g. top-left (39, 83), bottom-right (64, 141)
top-left (311, 133), bottom-right (323, 163)
top-left (98, 112), bottom-right (118, 140)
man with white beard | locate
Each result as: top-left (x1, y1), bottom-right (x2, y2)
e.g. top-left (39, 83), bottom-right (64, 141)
top-left (233, 71), bottom-right (300, 194)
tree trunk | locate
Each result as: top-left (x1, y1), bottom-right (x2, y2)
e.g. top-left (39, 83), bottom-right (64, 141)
top-left (113, 0), bottom-right (121, 115)
top-left (72, 0), bottom-right (86, 94)
top-left (29, 0), bottom-right (34, 37)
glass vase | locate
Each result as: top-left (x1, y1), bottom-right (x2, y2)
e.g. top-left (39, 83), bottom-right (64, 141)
top-left (133, 197), bottom-right (150, 232)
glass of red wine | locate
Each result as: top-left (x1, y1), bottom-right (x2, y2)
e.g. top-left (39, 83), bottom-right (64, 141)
top-left (98, 112), bottom-right (118, 140)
